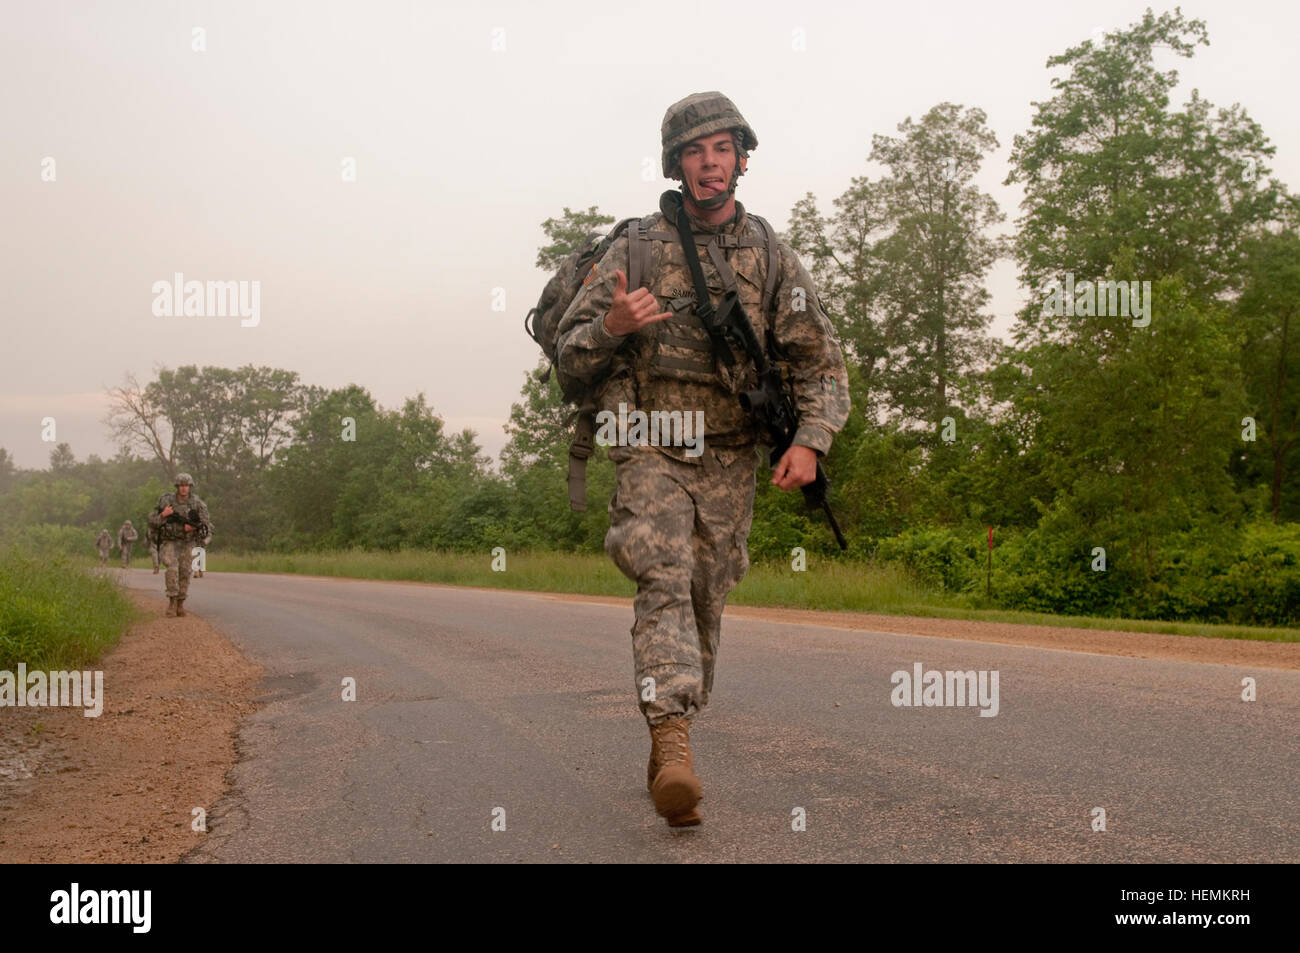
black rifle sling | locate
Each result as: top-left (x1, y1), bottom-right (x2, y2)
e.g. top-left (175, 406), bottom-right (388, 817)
top-left (671, 206), bottom-right (736, 369)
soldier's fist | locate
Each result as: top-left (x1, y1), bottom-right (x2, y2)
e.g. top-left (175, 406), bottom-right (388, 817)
top-left (771, 445), bottom-right (818, 491)
top-left (160, 505), bottom-right (174, 518)
top-left (602, 269), bottom-right (673, 337)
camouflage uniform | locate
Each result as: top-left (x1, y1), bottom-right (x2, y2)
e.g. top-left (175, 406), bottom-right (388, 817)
top-left (147, 475), bottom-right (212, 607)
top-left (556, 175), bottom-right (849, 726)
top-left (94, 529), bottom-right (112, 566)
top-left (117, 520), bottom-right (138, 568)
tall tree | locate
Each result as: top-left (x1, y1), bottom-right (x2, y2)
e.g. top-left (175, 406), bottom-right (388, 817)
top-left (1006, 8), bottom-right (1284, 334)
top-left (1237, 229), bottom-right (1300, 520)
top-left (104, 372), bottom-right (179, 476)
top-left (788, 104), bottom-right (1005, 429)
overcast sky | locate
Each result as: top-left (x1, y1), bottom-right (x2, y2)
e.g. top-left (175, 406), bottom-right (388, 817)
top-left (2, 0), bottom-right (1297, 470)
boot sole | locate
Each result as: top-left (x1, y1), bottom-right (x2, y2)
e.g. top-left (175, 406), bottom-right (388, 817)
top-left (651, 771), bottom-right (702, 820)
top-left (648, 776), bottom-right (703, 801)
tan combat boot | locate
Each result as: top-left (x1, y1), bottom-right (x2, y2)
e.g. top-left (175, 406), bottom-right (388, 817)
top-left (647, 728), bottom-right (703, 801)
top-left (648, 717), bottom-right (702, 827)
top-left (175, 598), bottom-right (187, 617)
top-left (165, 597), bottom-right (178, 617)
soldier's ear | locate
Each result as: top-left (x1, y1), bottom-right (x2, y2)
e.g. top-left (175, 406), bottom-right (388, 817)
top-left (738, 155), bottom-right (748, 176)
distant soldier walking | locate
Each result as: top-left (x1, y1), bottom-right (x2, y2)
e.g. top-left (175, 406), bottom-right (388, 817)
top-left (147, 473), bottom-right (213, 617)
top-left (117, 520), bottom-right (138, 568)
top-left (94, 529), bottom-right (112, 566)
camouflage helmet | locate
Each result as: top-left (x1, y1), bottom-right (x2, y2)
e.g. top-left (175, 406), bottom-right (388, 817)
top-left (174, 472), bottom-right (194, 487)
top-left (661, 91), bottom-right (758, 180)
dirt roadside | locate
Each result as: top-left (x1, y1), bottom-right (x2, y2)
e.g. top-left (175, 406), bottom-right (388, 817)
top-left (0, 589), bottom-right (261, 863)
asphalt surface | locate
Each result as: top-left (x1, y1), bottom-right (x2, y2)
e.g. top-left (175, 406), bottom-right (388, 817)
top-left (121, 570), bottom-right (1300, 863)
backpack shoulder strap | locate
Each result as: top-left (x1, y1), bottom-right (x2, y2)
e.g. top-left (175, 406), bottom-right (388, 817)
top-left (748, 213), bottom-right (780, 319)
top-left (627, 218), bottom-right (647, 290)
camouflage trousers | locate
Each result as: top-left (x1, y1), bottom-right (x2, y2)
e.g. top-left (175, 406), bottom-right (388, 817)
top-left (120, 542), bottom-right (133, 567)
top-left (150, 542), bottom-right (161, 570)
top-left (97, 548), bottom-right (109, 565)
top-left (160, 538), bottom-right (195, 598)
top-left (605, 444), bottom-right (758, 725)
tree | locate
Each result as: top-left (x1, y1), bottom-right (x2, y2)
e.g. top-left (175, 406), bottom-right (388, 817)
top-left (49, 443), bottom-right (75, 472)
top-left (867, 103), bottom-right (1006, 428)
top-left (1237, 230), bottom-right (1300, 520)
top-left (0, 448), bottom-right (15, 494)
top-left (535, 206), bottom-right (615, 272)
top-left (236, 366), bottom-right (302, 469)
top-left (1006, 8), bottom-right (1285, 333)
top-left (104, 372), bottom-right (178, 476)
top-left (787, 104), bottom-right (1005, 430)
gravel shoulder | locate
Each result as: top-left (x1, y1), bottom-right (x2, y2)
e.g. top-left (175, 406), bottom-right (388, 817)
top-left (0, 589), bottom-right (261, 863)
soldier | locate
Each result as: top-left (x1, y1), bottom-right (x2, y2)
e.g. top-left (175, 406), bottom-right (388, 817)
top-left (556, 91), bottom-right (850, 827)
top-left (117, 519), bottom-right (138, 568)
top-left (146, 472), bottom-right (213, 617)
top-left (94, 529), bottom-right (112, 566)
top-left (149, 531), bottom-right (161, 574)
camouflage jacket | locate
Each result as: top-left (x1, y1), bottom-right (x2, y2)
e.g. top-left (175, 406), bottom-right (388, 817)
top-left (118, 524), bottom-right (138, 546)
top-left (556, 189), bottom-right (849, 464)
top-left (147, 492), bottom-right (213, 543)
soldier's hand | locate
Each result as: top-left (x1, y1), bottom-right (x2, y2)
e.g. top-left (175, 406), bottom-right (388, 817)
top-left (602, 269), bottom-right (673, 337)
top-left (184, 525), bottom-right (194, 533)
top-left (771, 445), bottom-right (818, 491)
top-left (160, 505), bottom-right (174, 518)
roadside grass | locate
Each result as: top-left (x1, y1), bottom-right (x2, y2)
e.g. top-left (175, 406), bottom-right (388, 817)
top-left (211, 549), bottom-right (1300, 644)
top-left (0, 547), bottom-right (141, 671)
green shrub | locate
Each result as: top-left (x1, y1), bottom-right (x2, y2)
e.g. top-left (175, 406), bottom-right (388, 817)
top-left (0, 546), bottom-right (136, 670)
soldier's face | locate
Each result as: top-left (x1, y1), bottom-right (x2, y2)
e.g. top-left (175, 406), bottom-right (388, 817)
top-left (177, 485), bottom-right (190, 499)
top-left (679, 132), bottom-right (747, 203)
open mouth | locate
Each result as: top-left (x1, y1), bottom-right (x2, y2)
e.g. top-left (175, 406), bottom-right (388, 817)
top-left (699, 177), bottom-right (724, 191)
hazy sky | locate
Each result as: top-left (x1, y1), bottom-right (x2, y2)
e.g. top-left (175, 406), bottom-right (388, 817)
top-left (2, 0), bottom-right (1296, 470)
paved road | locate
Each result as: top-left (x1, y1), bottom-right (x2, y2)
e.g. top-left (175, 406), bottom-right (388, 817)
top-left (122, 571), bottom-right (1300, 863)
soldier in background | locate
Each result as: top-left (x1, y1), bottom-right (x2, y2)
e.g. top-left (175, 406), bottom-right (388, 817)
top-left (149, 531), bottom-right (161, 574)
top-left (147, 473), bottom-right (213, 617)
top-left (94, 529), bottom-right (112, 566)
top-left (556, 92), bottom-right (850, 827)
top-left (117, 519), bottom-right (138, 568)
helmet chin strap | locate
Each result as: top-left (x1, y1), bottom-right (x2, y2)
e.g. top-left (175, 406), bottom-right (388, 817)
top-left (681, 161), bottom-right (741, 212)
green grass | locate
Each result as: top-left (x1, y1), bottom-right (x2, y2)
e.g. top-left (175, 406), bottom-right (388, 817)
top-left (210, 548), bottom-right (1300, 644)
top-left (0, 547), bottom-right (141, 670)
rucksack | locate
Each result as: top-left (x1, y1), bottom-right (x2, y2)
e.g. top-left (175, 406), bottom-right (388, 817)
top-left (525, 218), bottom-right (639, 401)
top-left (524, 211), bottom-right (779, 511)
